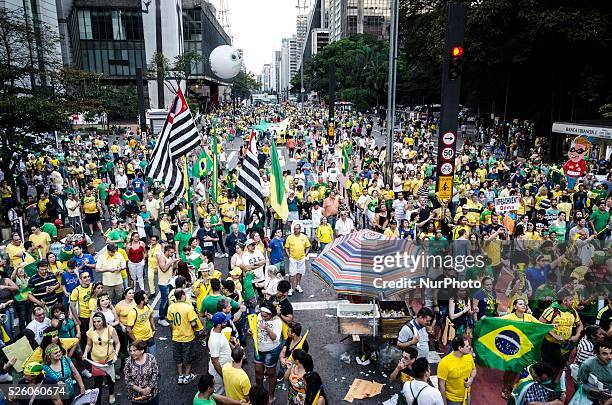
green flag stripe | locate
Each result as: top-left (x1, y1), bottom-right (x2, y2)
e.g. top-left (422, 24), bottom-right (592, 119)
top-left (271, 139), bottom-right (284, 206)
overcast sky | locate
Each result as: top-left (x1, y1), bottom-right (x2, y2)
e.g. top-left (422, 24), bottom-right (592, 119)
top-left (210, 0), bottom-right (301, 74)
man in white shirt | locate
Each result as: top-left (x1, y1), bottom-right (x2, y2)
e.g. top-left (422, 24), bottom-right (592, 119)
top-left (402, 358), bottom-right (444, 405)
top-left (335, 211), bottom-right (355, 237)
top-left (115, 168), bottom-right (128, 193)
top-left (195, 178), bottom-right (207, 203)
top-left (26, 306), bottom-right (52, 345)
top-left (328, 162), bottom-right (339, 186)
top-left (392, 192), bottom-right (408, 221)
top-left (208, 312), bottom-right (233, 394)
top-left (241, 239), bottom-right (266, 283)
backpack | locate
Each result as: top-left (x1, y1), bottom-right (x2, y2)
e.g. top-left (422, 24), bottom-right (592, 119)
top-left (408, 381), bottom-right (427, 405)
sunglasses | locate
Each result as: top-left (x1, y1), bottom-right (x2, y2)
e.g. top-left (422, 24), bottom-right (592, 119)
top-left (570, 147), bottom-right (585, 154)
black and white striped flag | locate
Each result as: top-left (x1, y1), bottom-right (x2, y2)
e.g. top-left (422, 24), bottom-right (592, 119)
top-left (236, 132), bottom-right (265, 219)
top-left (146, 88), bottom-right (200, 209)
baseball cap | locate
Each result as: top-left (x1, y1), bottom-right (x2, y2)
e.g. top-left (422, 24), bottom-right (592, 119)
top-left (230, 267), bottom-right (243, 276)
top-left (245, 238), bottom-right (255, 246)
top-left (212, 312), bottom-right (231, 326)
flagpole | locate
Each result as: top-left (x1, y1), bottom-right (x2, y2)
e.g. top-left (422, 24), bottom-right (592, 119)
top-left (182, 155), bottom-right (191, 221)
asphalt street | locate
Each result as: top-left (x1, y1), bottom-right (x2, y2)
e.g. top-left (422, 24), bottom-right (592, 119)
top-left (71, 123), bottom-right (487, 404)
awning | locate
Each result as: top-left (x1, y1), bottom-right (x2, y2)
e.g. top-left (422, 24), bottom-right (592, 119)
top-left (552, 121), bottom-right (612, 140)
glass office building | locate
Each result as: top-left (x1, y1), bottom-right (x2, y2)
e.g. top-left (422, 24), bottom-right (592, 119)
top-left (69, 7), bottom-right (146, 78)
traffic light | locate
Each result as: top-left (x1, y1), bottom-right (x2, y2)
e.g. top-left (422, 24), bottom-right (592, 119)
top-left (448, 45), bottom-right (463, 80)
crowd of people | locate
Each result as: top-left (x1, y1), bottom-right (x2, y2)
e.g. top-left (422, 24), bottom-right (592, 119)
top-left (0, 102), bottom-right (609, 405)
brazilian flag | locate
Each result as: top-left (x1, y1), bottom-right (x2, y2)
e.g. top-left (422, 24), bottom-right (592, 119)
top-left (473, 317), bottom-right (553, 372)
top-left (192, 149), bottom-right (213, 179)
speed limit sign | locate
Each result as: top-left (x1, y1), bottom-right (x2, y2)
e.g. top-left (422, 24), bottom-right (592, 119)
top-left (441, 147), bottom-right (455, 160)
top-left (440, 162), bottom-right (454, 175)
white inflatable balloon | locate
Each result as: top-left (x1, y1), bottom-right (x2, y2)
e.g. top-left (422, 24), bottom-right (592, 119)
top-left (209, 45), bottom-right (242, 79)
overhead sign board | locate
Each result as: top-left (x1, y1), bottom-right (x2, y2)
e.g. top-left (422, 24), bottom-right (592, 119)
top-left (552, 122), bottom-right (612, 140)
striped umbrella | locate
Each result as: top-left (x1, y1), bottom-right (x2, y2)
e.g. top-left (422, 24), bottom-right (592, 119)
top-left (311, 230), bottom-right (425, 299)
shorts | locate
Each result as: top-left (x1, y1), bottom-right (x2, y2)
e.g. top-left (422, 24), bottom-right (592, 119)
top-left (287, 211), bottom-right (299, 222)
top-left (172, 340), bottom-right (194, 364)
top-left (254, 342), bottom-right (283, 368)
top-left (272, 260), bottom-right (285, 276)
top-left (288, 257), bottom-right (306, 276)
top-left (85, 212), bottom-right (100, 224)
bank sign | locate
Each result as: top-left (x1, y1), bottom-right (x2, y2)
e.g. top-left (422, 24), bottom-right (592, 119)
top-left (552, 122), bottom-right (612, 140)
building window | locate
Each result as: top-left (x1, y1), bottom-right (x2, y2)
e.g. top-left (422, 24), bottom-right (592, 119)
top-left (78, 10), bottom-right (92, 40)
top-left (112, 11), bottom-right (126, 40)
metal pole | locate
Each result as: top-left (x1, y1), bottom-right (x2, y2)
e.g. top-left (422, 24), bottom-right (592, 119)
top-left (384, 0), bottom-right (399, 185)
top-left (300, 60), bottom-right (305, 112)
top-left (136, 67), bottom-right (147, 134)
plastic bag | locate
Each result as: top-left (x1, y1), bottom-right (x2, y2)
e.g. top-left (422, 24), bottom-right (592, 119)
top-left (568, 385), bottom-right (592, 405)
top-left (377, 342), bottom-right (403, 372)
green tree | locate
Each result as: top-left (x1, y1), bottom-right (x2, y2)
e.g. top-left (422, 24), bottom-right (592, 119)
top-left (232, 70), bottom-right (260, 99)
top-left (298, 34), bottom-right (391, 111)
top-left (397, 0), bottom-right (612, 127)
top-left (0, 9), bottom-right (102, 186)
top-left (147, 51), bottom-right (205, 93)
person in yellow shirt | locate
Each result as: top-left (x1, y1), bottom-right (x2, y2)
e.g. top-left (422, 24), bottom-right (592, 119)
top-left (383, 220), bottom-right (400, 239)
top-left (28, 225), bottom-right (51, 259)
top-left (438, 336), bottom-right (477, 405)
top-left (126, 290), bottom-right (155, 351)
top-left (220, 196), bottom-right (237, 233)
top-left (147, 236), bottom-right (162, 296)
top-left (284, 224), bottom-right (311, 295)
top-left (167, 289), bottom-right (198, 384)
top-left (69, 272), bottom-right (93, 349)
top-left (539, 291), bottom-right (582, 373)
top-left (6, 233), bottom-right (25, 270)
top-left (316, 217), bottom-right (334, 250)
top-left (222, 346), bottom-right (251, 402)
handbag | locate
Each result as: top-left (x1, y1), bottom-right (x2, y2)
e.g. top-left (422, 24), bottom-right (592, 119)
top-left (441, 317), bottom-right (456, 346)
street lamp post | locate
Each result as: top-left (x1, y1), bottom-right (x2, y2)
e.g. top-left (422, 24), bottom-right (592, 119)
top-left (300, 60), bottom-right (305, 112)
top-left (384, 0), bottom-right (399, 185)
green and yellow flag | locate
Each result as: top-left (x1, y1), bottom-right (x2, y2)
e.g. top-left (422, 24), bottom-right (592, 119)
top-left (473, 317), bottom-right (553, 372)
top-left (270, 139), bottom-right (288, 221)
top-left (342, 142), bottom-right (352, 175)
top-left (192, 149), bottom-right (213, 178)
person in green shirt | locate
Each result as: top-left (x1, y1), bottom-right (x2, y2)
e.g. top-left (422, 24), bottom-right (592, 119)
top-left (174, 222), bottom-right (192, 255)
top-left (531, 273), bottom-right (558, 318)
top-left (40, 222), bottom-right (58, 239)
top-left (22, 241), bottom-right (39, 277)
top-left (105, 220), bottom-right (128, 249)
top-left (589, 200), bottom-right (610, 240)
top-left (199, 278), bottom-right (239, 330)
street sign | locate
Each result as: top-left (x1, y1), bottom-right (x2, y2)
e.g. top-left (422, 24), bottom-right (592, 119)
top-left (437, 176), bottom-right (453, 200)
top-left (328, 125), bottom-right (334, 137)
top-left (441, 147), bottom-right (455, 160)
top-left (442, 132), bottom-right (456, 145)
top-left (440, 162), bottom-right (453, 175)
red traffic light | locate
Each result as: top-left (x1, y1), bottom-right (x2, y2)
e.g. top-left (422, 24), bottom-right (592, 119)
top-left (451, 46), bottom-right (464, 57)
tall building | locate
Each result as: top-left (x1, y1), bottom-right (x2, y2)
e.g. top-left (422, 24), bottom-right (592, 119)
top-left (329, 0), bottom-right (390, 42)
top-left (271, 50), bottom-right (281, 93)
top-left (280, 36), bottom-right (298, 98)
top-left (296, 14), bottom-right (308, 64)
top-left (65, 0), bottom-right (231, 109)
top-left (260, 63), bottom-right (271, 92)
top-left (311, 29), bottom-right (330, 55)
top-left (1, 0), bottom-right (67, 87)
